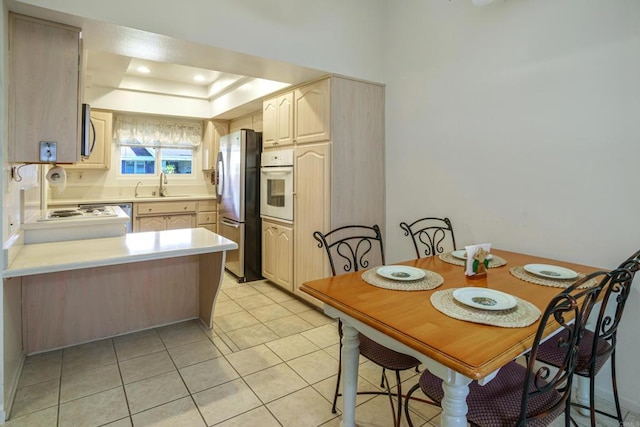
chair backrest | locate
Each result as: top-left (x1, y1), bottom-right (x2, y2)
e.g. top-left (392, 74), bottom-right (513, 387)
top-left (399, 217), bottom-right (456, 258)
top-left (587, 249), bottom-right (640, 373)
top-left (518, 270), bottom-right (611, 425)
top-left (313, 224), bottom-right (385, 276)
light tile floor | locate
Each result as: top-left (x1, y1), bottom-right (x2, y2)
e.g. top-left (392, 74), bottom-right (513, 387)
top-left (6, 274), bottom-right (640, 426)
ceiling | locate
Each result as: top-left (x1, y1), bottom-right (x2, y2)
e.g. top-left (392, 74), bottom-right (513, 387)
top-left (84, 51), bottom-right (277, 118)
top-left (7, 0), bottom-right (327, 120)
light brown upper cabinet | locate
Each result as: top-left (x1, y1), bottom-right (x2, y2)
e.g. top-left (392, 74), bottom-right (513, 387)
top-left (229, 111), bottom-right (262, 134)
top-left (294, 79), bottom-right (331, 145)
top-left (201, 120), bottom-right (228, 171)
top-left (66, 110), bottom-right (112, 169)
top-left (262, 92), bottom-right (294, 148)
top-left (9, 13), bottom-right (81, 164)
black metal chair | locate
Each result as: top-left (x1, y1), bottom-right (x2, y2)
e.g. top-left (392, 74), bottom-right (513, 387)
top-left (404, 269), bottom-right (612, 427)
top-left (535, 250), bottom-right (640, 426)
top-left (399, 217), bottom-right (456, 258)
top-left (313, 225), bottom-right (421, 427)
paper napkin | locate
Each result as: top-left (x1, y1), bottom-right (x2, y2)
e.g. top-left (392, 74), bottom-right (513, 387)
top-left (465, 243), bottom-right (492, 276)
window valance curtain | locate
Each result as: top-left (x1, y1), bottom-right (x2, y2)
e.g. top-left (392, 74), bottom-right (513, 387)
top-left (114, 114), bottom-right (202, 149)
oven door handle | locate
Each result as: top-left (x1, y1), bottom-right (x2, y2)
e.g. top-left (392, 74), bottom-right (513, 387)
top-left (261, 167), bottom-right (292, 175)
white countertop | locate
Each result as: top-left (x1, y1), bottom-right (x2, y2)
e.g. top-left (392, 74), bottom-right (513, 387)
top-left (48, 195), bottom-right (216, 206)
top-left (3, 228), bottom-right (237, 278)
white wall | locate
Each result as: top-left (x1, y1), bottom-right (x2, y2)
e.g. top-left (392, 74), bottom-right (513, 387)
top-left (383, 0), bottom-right (640, 412)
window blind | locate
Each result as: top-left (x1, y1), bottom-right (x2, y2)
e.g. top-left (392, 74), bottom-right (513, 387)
top-left (114, 114), bottom-right (202, 149)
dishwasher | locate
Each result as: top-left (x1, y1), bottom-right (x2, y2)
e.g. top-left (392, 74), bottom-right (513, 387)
top-left (78, 203), bottom-right (133, 233)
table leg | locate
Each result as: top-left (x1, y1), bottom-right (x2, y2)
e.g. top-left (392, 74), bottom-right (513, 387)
top-left (440, 371), bottom-right (471, 427)
top-left (575, 375), bottom-right (590, 416)
top-left (574, 313), bottom-right (597, 416)
top-left (341, 323), bottom-right (360, 427)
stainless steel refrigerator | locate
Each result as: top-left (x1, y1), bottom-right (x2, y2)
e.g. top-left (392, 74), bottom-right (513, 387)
top-left (216, 129), bottom-right (262, 282)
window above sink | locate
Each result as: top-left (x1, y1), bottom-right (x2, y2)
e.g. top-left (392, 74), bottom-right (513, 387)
top-left (116, 113), bottom-right (201, 177)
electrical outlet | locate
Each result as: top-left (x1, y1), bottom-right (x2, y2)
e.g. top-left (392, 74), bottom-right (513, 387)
top-left (40, 141), bottom-right (57, 162)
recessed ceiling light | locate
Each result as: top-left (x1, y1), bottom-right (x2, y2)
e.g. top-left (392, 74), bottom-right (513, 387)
top-left (193, 75), bottom-right (206, 82)
top-left (137, 66), bottom-right (151, 74)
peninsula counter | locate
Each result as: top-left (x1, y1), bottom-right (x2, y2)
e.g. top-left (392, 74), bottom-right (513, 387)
top-left (3, 228), bottom-right (237, 354)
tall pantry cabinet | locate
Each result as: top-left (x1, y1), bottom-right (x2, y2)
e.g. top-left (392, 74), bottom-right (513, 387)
top-left (263, 76), bottom-right (385, 307)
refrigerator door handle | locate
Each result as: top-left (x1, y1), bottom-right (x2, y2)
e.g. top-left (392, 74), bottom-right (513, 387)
top-left (220, 218), bottom-right (241, 228)
top-left (216, 151), bottom-right (224, 200)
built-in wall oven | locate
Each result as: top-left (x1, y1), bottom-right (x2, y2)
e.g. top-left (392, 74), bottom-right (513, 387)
top-left (260, 149), bottom-right (294, 223)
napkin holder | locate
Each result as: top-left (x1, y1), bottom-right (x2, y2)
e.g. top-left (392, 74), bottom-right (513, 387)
top-left (465, 244), bottom-right (491, 280)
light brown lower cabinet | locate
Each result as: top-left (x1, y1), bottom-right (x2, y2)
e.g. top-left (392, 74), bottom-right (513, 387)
top-left (137, 214), bottom-right (195, 232)
top-left (262, 219), bottom-right (294, 292)
top-left (197, 200), bottom-right (218, 233)
top-left (293, 143), bottom-right (330, 307)
top-left (134, 201), bottom-right (197, 232)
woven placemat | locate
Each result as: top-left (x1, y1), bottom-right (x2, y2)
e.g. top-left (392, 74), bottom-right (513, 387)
top-left (439, 252), bottom-right (507, 268)
top-left (430, 288), bottom-right (541, 328)
top-left (509, 267), bottom-right (597, 289)
top-left (362, 267), bottom-right (444, 291)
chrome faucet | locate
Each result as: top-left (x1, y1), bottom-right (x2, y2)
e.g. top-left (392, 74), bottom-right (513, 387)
top-left (135, 181), bottom-right (143, 197)
top-left (159, 172), bottom-right (168, 197)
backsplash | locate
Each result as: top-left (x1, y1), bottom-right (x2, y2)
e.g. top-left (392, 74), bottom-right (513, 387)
top-left (49, 183), bottom-right (215, 201)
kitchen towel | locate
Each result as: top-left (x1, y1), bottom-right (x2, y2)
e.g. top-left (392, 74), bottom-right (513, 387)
top-left (46, 166), bottom-right (67, 193)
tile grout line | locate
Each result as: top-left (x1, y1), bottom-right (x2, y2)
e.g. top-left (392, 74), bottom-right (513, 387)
top-left (112, 337), bottom-right (133, 427)
top-left (162, 325), bottom-right (211, 427)
top-left (56, 350), bottom-right (63, 427)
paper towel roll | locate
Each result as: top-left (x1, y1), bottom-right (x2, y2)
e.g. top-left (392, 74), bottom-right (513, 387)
top-left (46, 166), bottom-right (67, 193)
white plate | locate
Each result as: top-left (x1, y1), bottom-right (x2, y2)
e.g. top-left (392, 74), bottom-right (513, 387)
top-left (453, 288), bottom-right (517, 311)
top-left (377, 266), bottom-right (426, 281)
top-left (523, 264), bottom-right (578, 280)
top-left (451, 250), bottom-right (493, 260)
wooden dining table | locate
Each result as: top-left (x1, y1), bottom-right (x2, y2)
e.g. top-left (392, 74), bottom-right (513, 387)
top-left (300, 249), bottom-right (603, 427)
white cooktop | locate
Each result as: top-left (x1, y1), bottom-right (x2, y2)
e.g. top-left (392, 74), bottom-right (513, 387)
top-left (22, 206), bottom-right (131, 244)
top-left (37, 205), bottom-right (119, 221)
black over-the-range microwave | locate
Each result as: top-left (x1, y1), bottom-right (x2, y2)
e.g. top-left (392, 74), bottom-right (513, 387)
top-left (81, 103), bottom-right (95, 158)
